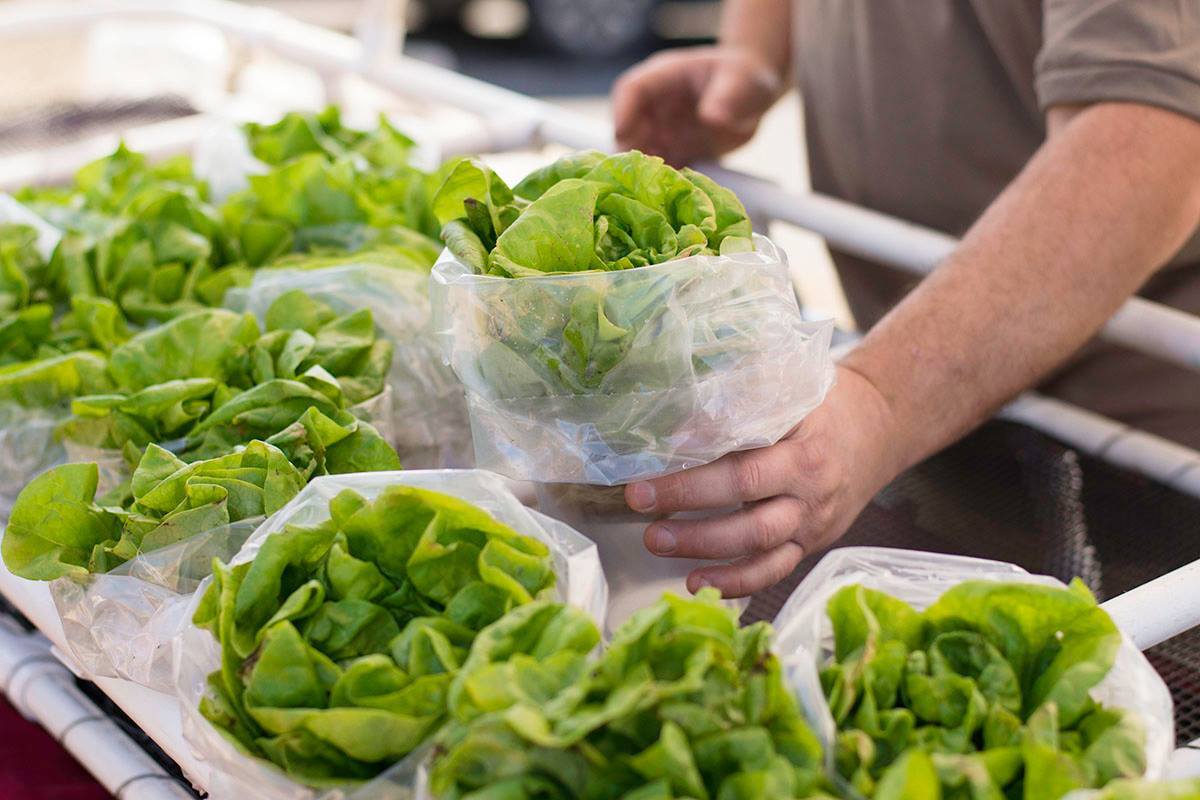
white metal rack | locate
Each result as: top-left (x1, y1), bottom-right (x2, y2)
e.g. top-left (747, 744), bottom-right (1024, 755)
top-left (0, 0), bottom-right (1198, 795)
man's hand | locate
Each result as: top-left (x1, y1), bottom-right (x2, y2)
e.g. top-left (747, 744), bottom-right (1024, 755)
top-left (612, 46), bottom-right (784, 166)
top-left (624, 366), bottom-right (901, 597)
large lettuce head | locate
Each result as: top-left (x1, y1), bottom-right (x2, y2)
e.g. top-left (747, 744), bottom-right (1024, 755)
top-left (432, 150), bottom-right (754, 277)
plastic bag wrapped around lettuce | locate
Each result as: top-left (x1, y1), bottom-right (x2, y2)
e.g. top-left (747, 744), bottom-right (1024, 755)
top-left (0, 209), bottom-right (130, 515)
top-left (226, 261), bottom-right (471, 469)
top-left (173, 469), bottom-right (608, 799)
top-left (430, 150), bottom-right (834, 485)
top-left (770, 548), bottom-right (1175, 800)
top-left (430, 587), bottom-right (833, 800)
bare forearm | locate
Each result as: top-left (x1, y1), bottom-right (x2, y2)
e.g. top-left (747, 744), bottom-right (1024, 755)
top-left (718, 0), bottom-right (792, 80)
top-left (843, 103), bottom-right (1200, 474)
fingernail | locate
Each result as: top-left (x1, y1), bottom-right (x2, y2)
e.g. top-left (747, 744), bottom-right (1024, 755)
top-left (628, 482), bottom-right (656, 512)
top-left (649, 524), bottom-right (676, 554)
top-left (690, 575), bottom-right (712, 593)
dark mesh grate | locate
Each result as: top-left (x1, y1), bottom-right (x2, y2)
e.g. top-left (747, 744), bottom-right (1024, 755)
top-left (746, 420), bottom-right (1200, 745)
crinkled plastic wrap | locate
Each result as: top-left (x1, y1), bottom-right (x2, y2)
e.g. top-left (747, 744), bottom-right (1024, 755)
top-left (0, 198), bottom-right (68, 519)
top-left (227, 263), bottom-right (471, 469)
top-left (0, 410), bottom-right (65, 520)
top-left (431, 235), bottom-right (835, 486)
top-left (191, 120), bottom-right (268, 202)
top-left (174, 469), bottom-right (608, 800)
top-left (49, 517), bottom-right (261, 691)
top-left (771, 547), bottom-right (1175, 789)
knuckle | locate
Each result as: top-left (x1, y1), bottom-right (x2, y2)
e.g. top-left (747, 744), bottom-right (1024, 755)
top-left (731, 453), bottom-right (765, 498)
top-left (747, 505), bottom-right (785, 552)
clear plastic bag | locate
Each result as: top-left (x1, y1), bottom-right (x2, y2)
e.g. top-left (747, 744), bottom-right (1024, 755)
top-left (49, 517), bottom-right (261, 691)
top-left (0, 196), bottom-right (68, 519)
top-left (0, 411), bottom-right (65, 521)
top-left (771, 547), bottom-right (1176, 788)
top-left (0, 192), bottom-right (61, 258)
top-left (174, 469), bottom-right (608, 800)
top-left (227, 262), bottom-right (472, 469)
top-left (430, 235), bottom-right (835, 486)
top-left (191, 119), bottom-right (268, 202)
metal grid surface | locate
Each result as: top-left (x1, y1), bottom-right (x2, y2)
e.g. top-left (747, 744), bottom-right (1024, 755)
top-left (745, 420), bottom-right (1200, 744)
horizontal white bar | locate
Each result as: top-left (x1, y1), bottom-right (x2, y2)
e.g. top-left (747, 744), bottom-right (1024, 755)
top-left (698, 167), bottom-right (1200, 375)
top-left (1102, 560), bottom-right (1200, 650)
top-left (1000, 392), bottom-right (1200, 497)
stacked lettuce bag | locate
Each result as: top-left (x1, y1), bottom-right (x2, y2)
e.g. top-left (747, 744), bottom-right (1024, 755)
top-left (769, 547), bottom-right (1188, 800)
top-left (429, 150), bottom-right (833, 488)
top-left (216, 107), bottom-right (472, 468)
top-left (173, 469), bottom-right (608, 799)
top-left (1, 291), bottom-right (401, 688)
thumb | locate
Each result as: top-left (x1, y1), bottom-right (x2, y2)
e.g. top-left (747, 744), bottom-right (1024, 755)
top-left (698, 59), bottom-right (779, 133)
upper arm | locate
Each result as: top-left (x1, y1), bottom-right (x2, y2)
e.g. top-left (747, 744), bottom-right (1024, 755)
top-left (1038, 0), bottom-right (1200, 135)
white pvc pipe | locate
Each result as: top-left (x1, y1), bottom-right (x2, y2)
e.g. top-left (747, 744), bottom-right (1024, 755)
top-left (696, 166), bottom-right (1200, 375)
top-left (0, 617), bottom-right (194, 800)
top-left (1000, 393), bottom-right (1200, 498)
top-left (1102, 560), bottom-right (1200, 651)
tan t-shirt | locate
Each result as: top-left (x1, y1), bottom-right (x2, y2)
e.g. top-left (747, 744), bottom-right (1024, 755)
top-left (794, 0), bottom-right (1200, 447)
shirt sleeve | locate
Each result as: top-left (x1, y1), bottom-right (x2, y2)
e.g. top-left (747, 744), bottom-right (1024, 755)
top-left (1035, 0), bottom-right (1200, 122)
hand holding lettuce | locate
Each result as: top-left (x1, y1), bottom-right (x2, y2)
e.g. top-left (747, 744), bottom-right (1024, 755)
top-left (430, 150), bottom-right (833, 485)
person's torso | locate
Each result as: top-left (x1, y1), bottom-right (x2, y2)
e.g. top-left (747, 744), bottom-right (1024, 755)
top-left (794, 0), bottom-right (1200, 268)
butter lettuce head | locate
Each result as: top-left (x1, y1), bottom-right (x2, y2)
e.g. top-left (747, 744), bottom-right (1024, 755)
top-left (432, 150), bottom-right (754, 278)
top-left (430, 588), bottom-right (829, 800)
top-left (820, 580), bottom-right (1142, 799)
top-left (58, 290), bottom-right (395, 457)
top-left (192, 484), bottom-right (558, 786)
top-left (1, 406), bottom-right (398, 581)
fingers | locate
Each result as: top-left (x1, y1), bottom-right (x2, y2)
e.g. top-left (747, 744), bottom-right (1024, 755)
top-left (613, 52), bottom-right (692, 144)
top-left (687, 541), bottom-right (805, 598)
top-left (697, 63), bottom-right (769, 135)
top-left (626, 444), bottom-right (795, 514)
top-left (612, 48), bottom-right (721, 163)
top-left (644, 496), bottom-right (805, 560)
